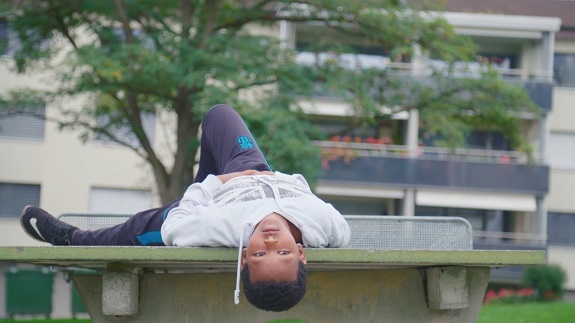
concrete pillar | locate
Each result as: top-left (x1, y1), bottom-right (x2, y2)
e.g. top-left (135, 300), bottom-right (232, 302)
top-left (402, 189), bottom-right (415, 217)
top-left (102, 272), bottom-right (139, 315)
top-left (541, 31), bottom-right (555, 81)
top-left (536, 196), bottom-right (548, 248)
top-left (402, 109), bottom-right (419, 216)
top-left (406, 109), bottom-right (419, 157)
top-left (427, 267), bottom-right (469, 310)
top-left (279, 20), bottom-right (294, 49)
top-left (539, 112), bottom-right (549, 164)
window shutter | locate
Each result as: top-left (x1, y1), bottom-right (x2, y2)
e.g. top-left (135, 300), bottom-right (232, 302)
top-left (0, 183), bottom-right (41, 217)
top-left (548, 133), bottom-right (575, 170)
top-left (0, 110), bottom-right (46, 140)
top-left (548, 213), bottom-right (575, 245)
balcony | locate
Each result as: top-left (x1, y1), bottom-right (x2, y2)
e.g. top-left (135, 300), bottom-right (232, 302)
top-left (295, 52), bottom-right (554, 112)
top-left (317, 141), bottom-right (549, 195)
top-left (499, 69), bottom-right (554, 112)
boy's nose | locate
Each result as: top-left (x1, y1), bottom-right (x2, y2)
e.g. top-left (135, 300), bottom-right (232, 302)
top-left (264, 236), bottom-right (278, 244)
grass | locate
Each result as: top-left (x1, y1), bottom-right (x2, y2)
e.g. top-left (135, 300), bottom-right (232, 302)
top-left (0, 320), bottom-right (89, 323)
top-left (2, 302), bottom-right (574, 323)
top-left (478, 302), bottom-right (575, 323)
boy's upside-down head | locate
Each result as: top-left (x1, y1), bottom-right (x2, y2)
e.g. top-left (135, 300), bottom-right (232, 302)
top-left (240, 213), bottom-right (307, 312)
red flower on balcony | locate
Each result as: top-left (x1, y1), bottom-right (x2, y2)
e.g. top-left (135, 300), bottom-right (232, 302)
top-left (321, 135), bottom-right (394, 170)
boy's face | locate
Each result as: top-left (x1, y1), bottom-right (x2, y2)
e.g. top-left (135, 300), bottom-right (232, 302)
top-left (241, 213), bottom-right (307, 282)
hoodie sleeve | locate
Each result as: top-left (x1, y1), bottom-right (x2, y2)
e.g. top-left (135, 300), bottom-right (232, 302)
top-left (274, 171), bottom-right (351, 248)
top-left (161, 175), bottom-right (223, 245)
top-left (329, 205), bottom-right (351, 248)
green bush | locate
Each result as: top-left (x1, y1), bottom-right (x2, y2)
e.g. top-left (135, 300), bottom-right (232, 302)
top-left (522, 264), bottom-right (567, 301)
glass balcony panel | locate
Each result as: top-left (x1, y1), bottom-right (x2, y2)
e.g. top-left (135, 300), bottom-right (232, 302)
top-left (316, 141), bottom-right (549, 195)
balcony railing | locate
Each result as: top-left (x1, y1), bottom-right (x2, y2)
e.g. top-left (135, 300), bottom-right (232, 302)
top-left (315, 140), bottom-right (549, 195)
top-left (314, 141), bottom-right (539, 165)
top-left (295, 52), bottom-right (554, 110)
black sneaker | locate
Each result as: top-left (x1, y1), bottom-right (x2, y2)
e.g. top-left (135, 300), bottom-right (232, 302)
top-left (20, 206), bottom-right (78, 246)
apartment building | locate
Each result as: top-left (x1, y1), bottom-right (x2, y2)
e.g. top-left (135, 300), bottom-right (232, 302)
top-left (435, 0), bottom-right (575, 294)
top-left (0, 1), bottom-right (574, 317)
top-left (296, 0), bottom-right (575, 293)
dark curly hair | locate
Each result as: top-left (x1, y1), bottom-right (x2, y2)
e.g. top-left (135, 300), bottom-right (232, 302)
top-left (241, 259), bottom-right (307, 312)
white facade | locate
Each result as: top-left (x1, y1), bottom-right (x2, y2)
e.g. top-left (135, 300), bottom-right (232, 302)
top-left (0, 60), bottom-right (161, 246)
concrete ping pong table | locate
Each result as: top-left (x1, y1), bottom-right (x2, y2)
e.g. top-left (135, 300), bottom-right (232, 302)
top-left (0, 246), bottom-right (545, 322)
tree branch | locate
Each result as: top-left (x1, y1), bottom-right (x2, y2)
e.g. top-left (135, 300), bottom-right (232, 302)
top-left (113, 0), bottom-right (134, 43)
top-left (48, 3), bottom-right (79, 49)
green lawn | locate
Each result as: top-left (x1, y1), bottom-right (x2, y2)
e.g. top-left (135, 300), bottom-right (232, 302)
top-left (1, 302), bottom-right (574, 323)
top-left (0, 320), bottom-right (89, 323)
top-left (478, 302), bottom-right (575, 323)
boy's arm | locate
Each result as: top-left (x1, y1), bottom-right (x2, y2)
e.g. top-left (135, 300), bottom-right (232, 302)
top-left (326, 204), bottom-right (352, 248)
top-left (161, 175), bottom-right (223, 245)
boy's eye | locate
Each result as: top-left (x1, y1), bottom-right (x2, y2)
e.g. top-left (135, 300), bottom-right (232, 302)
top-left (278, 251), bottom-right (289, 255)
top-left (254, 252), bottom-right (266, 257)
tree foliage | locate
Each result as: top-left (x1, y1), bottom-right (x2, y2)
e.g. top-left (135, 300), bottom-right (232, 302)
top-left (0, 0), bottom-right (539, 203)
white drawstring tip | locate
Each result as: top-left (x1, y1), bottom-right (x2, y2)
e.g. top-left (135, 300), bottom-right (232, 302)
top-left (234, 222), bottom-right (251, 305)
top-left (234, 289), bottom-right (240, 305)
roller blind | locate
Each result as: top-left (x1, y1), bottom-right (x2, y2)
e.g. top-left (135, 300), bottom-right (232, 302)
top-left (416, 190), bottom-right (536, 212)
top-left (0, 108), bottom-right (46, 140)
top-left (0, 183), bottom-right (41, 217)
top-left (548, 132), bottom-right (575, 170)
top-left (548, 212), bottom-right (575, 246)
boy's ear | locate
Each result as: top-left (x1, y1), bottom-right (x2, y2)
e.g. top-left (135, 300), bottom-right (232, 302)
top-left (240, 248), bottom-right (247, 269)
top-left (297, 243), bottom-right (307, 265)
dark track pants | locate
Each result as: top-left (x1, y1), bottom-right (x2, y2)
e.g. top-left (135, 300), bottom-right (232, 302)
top-left (71, 104), bottom-right (271, 245)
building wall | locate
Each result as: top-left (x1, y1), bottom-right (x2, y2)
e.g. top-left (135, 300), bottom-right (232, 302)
top-left (0, 60), bottom-right (159, 247)
top-left (547, 246), bottom-right (575, 291)
top-left (546, 36), bottom-right (575, 290)
top-left (548, 88), bottom-right (575, 132)
top-left (546, 89), bottom-right (575, 213)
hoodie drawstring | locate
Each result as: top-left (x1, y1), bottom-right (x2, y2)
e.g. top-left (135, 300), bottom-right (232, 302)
top-left (234, 175), bottom-right (303, 305)
top-left (235, 222), bottom-right (252, 305)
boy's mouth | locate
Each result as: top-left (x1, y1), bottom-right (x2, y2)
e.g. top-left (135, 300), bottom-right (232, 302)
top-left (261, 225), bottom-right (280, 233)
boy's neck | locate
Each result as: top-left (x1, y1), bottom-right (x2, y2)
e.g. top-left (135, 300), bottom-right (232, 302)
top-left (288, 221), bottom-right (303, 244)
top-left (262, 213), bottom-right (303, 244)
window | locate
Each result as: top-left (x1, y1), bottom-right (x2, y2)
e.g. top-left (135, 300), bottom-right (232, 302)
top-left (0, 183), bottom-right (41, 218)
top-left (554, 53), bottom-right (575, 88)
top-left (475, 53), bottom-right (517, 70)
top-left (466, 131), bottom-right (509, 151)
top-left (548, 132), bottom-right (575, 170)
top-left (548, 212), bottom-right (575, 246)
top-left (0, 105), bottom-right (46, 140)
top-left (420, 129), bottom-right (510, 151)
top-left (94, 112), bottom-right (156, 147)
top-left (0, 20), bottom-right (20, 56)
top-left (294, 23), bottom-right (390, 70)
top-left (89, 187), bottom-right (152, 214)
top-left (295, 23), bottom-right (389, 55)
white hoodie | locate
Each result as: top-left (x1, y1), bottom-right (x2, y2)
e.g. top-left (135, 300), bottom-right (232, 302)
top-left (161, 171), bottom-right (350, 248)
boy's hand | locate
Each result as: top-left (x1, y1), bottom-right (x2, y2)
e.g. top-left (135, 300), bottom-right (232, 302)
top-left (217, 170), bottom-right (274, 184)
